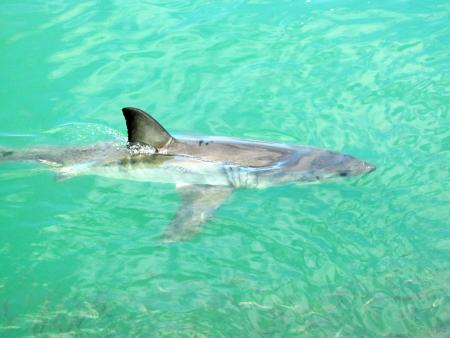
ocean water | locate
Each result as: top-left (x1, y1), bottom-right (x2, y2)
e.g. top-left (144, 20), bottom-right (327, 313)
top-left (0, 0), bottom-right (449, 336)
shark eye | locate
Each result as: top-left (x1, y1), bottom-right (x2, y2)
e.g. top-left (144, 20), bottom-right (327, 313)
top-left (339, 172), bottom-right (348, 177)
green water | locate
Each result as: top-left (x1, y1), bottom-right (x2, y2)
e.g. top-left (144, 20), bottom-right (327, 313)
top-left (1, 1), bottom-right (449, 336)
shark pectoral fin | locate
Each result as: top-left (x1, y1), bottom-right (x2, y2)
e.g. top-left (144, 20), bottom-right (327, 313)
top-left (54, 169), bottom-right (75, 181)
top-left (162, 184), bottom-right (233, 243)
top-left (54, 162), bottom-right (93, 182)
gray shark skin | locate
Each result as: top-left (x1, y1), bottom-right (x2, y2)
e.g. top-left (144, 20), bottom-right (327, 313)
top-left (0, 107), bottom-right (375, 242)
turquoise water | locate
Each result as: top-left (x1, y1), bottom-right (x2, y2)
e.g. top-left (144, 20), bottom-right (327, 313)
top-left (1, 0), bottom-right (449, 336)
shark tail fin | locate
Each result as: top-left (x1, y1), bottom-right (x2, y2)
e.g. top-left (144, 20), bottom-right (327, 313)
top-left (122, 107), bottom-right (174, 151)
top-left (0, 148), bottom-right (19, 162)
top-left (0, 148), bottom-right (39, 163)
top-left (0, 147), bottom-right (60, 165)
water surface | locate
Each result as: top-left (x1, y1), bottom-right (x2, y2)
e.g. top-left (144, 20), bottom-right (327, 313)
top-left (0, 0), bottom-right (449, 336)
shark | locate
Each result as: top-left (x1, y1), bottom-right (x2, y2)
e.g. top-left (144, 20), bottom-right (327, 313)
top-left (0, 107), bottom-right (375, 241)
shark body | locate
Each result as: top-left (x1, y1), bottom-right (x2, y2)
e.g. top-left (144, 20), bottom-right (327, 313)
top-left (1, 107), bottom-right (375, 241)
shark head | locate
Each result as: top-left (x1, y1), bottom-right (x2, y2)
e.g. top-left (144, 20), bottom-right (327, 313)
top-left (307, 150), bottom-right (375, 181)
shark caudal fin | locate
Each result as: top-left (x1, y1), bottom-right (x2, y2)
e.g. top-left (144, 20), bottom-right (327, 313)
top-left (122, 107), bottom-right (174, 151)
top-left (0, 147), bottom-right (62, 166)
top-left (0, 148), bottom-right (21, 162)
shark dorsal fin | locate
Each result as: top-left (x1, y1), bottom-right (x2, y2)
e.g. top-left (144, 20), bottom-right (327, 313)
top-left (122, 107), bottom-right (174, 150)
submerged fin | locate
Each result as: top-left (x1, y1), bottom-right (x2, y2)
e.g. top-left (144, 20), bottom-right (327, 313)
top-left (122, 107), bottom-right (174, 150)
top-left (0, 150), bottom-right (14, 157)
top-left (54, 170), bottom-right (74, 182)
top-left (0, 148), bottom-right (18, 162)
top-left (162, 184), bottom-right (233, 242)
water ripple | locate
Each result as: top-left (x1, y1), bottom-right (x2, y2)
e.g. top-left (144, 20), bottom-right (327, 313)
top-left (1, 0), bottom-right (449, 336)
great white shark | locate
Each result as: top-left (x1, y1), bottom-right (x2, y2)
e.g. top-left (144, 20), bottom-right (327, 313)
top-left (1, 107), bottom-right (375, 241)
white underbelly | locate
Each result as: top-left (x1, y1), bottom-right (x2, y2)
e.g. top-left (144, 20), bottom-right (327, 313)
top-left (79, 157), bottom-right (233, 186)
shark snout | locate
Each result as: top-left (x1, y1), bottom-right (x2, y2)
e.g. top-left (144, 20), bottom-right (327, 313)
top-left (343, 158), bottom-right (376, 177)
top-left (308, 152), bottom-right (375, 180)
top-left (363, 162), bottom-right (376, 173)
